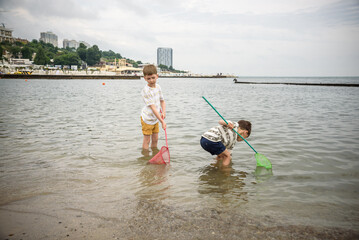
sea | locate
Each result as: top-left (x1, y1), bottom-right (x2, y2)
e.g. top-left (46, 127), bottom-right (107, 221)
top-left (0, 77), bottom-right (359, 238)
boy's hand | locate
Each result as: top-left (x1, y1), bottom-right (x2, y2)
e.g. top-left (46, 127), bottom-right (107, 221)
top-left (227, 122), bottom-right (234, 129)
top-left (161, 112), bottom-right (166, 120)
top-left (161, 120), bottom-right (167, 130)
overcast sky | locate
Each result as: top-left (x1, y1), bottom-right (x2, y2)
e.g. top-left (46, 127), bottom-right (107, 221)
top-left (1, 0), bottom-right (359, 76)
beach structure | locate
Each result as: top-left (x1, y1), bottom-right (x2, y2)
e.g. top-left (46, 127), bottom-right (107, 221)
top-left (99, 58), bottom-right (142, 75)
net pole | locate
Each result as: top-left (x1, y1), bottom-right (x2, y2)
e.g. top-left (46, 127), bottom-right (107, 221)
top-left (202, 96), bottom-right (258, 154)
top-left (165, 128), bottom-right (168, 148)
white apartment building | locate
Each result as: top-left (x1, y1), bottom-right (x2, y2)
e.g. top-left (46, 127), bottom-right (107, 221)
top-left (63, 39), bottom-right (79, 49)
top-left (157, 47), bottom-right (173, 68)
top-left (40, 31), bottom-right (58, 47)
top-left (0, 23), bottom-right (14, 42)
top-left (63, 39), bottom-right (91, 49)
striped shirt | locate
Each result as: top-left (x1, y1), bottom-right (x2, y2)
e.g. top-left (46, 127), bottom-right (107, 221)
top-left (202, 121), bottom-right (239, 150)
top-left (141, 84), bottom-right (164, 125)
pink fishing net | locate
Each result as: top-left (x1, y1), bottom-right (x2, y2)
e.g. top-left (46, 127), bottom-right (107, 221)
top-left (148, 146), bottom-right (170, 164)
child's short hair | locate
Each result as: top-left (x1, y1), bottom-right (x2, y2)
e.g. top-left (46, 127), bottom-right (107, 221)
top-left (143, 64), bottom-right (157, 76)
top-left (238, 120), bottom-right (252, 137)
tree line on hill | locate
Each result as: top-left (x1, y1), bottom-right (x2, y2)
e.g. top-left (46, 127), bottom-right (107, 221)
top-left (0, 39), bottom-right (142, 67)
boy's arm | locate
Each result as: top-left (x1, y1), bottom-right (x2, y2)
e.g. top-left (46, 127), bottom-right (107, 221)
top-left (149, 104), bottom-right (166, 129)
top-left (219, 120), bottom-right (234, 129)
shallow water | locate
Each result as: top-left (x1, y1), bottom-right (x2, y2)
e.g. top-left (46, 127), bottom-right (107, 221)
top-left (1, 77), bottom-right (359, 236)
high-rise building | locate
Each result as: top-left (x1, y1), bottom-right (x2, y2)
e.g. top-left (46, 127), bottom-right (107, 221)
top-left (40, 31), bottom-right (58, 47)
top-left (157, 47), bottom-right (173, 68)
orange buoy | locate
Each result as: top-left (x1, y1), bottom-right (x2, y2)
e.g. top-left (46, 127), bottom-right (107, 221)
top-left (102, 82), bottom-right (105, 85)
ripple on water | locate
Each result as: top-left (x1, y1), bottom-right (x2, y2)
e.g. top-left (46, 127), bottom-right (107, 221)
top-left (1, 78), bottom-right (359, 232)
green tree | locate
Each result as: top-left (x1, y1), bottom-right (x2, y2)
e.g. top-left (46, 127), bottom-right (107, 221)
top-left (15, 41), bottom-right (24, 47)
top-left (21, 46), bottom-right (33, 60)
top-left (34, 46), bottom-right (49, 65)
top-left (53, 52), bottom-right (80, 66)
top-left (10, 46), bottom-right (21, 58)
top-left (76, 43), bottom-right (87, 62)
top-left (159, 64), bottom-right (169, 70)
top-left (102, 49), bottom-right (122, 59)
top-left (0, 45), bottom-right (3, 60)
top-left (86, 45), bottom-right (101, 66)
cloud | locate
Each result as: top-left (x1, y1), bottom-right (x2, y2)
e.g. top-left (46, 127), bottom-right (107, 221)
top-left (1, 0), bottom-right (359, 76)
top-left (1, 0), bottom-right (101, 20)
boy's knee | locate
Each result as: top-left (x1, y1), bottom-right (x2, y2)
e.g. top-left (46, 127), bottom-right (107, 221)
top-left (219, 149), bottom-right (230, 157)
top-left (143, 135), bottom-right (151, 143)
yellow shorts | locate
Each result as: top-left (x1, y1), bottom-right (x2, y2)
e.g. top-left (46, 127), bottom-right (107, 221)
top-left (141, 117), bottom-right (159, 135)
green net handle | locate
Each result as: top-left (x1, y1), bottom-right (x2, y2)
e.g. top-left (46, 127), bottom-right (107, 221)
top-left (202, 96), bottom-right (257, 154)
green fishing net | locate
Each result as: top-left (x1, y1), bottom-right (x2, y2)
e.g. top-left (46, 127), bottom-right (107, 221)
top-left (255, 153), bottom-right (272, 169)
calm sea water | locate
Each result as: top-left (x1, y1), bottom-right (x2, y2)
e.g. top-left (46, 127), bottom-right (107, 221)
top-left (1, 77), bottom-right (359, 232)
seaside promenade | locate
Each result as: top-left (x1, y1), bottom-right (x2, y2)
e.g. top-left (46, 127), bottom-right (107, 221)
top-left (0, 73), bottom-right (235, 79)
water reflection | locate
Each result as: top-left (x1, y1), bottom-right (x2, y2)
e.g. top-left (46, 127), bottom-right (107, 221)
top-left (254, 166), bottom-right (273, 182)
top-left (135, 148), bottom-right (171, 201)
top-left (198, 163), bottom-right (248, 205)
top-left (137, 147), bottom-right (160, 162)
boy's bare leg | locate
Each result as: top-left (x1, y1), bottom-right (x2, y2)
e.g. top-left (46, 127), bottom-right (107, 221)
top-left (142, 135), bottom-right (151, 150)
top-left (217, 149), bottom-right (232, 166)
top-left (151, 133), bottom-right (159, 148)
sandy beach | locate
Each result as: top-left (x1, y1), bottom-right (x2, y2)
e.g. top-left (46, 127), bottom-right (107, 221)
top-left (1, 196), bottom-right (358, 240)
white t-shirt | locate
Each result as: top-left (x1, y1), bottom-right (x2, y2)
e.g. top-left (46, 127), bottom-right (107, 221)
top-left (202, 121), bottom-right (239, 150)
top-left (141, 84), bottom-right (164, 125)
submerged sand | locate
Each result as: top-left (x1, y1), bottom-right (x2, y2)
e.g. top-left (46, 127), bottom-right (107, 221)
top-left (1, 198), bottom-right (358, 240)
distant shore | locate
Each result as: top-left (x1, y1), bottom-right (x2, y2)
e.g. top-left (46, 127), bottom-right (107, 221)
top-left (159, 75), bottom-right (235, 78)
top-left (0, 74), bottom-right (235, 80)
top-left (0, 74), bottom-right (140, 80)
top-left (233, 79), bottom-right (359, 87)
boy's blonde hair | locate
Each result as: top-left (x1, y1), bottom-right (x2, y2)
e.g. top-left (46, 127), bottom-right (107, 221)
top-left (143, 64), bottom-right (157, 76)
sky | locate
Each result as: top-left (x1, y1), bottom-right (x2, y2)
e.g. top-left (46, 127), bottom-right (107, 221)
top-left (1, 0), bottom-right (359, 76)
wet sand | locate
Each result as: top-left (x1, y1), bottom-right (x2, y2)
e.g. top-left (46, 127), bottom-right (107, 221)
top-left (1, 198), bottom-right (358, 240)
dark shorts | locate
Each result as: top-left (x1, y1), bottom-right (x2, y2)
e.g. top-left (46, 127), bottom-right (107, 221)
top-left (200, 137), bottom-right (226, 155)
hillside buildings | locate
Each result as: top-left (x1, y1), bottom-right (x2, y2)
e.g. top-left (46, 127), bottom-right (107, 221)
top-left (157, 47), bottom-right (173, 68)
top-left (63, 39), bottom-right (91, 49)
top-left (0, 23), bottom-right (13, 42)
top-left (40, 31), bottom-right (58, 47)
top-left (0, 24), bottom-right (28, 44)
top-left (63, 39), bottom-right (79, 49)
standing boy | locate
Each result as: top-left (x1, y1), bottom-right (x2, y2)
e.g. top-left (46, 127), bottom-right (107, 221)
top-left (141, 64), bottom-right (166, 150)
top-left (200, 120), bottom-right (251, 166)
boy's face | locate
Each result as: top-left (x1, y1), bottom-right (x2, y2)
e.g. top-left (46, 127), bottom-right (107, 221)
top-left (237, 127), bottom-right (248, 141)
top-left (144, 74), bottom-right (158, 87)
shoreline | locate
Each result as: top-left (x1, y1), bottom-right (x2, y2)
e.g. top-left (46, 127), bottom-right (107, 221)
top-left (0, 74), bottom-right (235, 80)
top-left (0, 74), bottom-right (140, 80)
